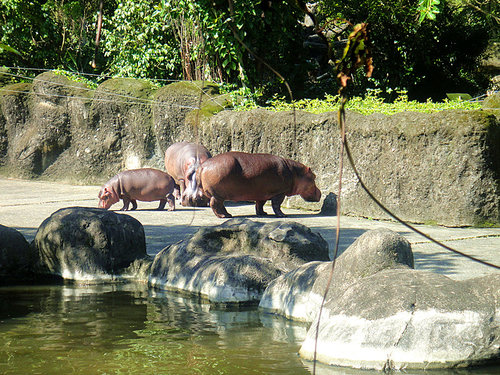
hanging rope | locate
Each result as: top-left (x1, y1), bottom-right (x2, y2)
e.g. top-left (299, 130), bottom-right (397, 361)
top-left (312, 21), bottom-right (498, 375)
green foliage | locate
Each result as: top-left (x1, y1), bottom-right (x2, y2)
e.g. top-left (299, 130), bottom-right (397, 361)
top-left (417, 0), bottom-right (442, 22)
top-left (220, 84), bottom-right (265, 109)
top-left (232, 90), bottom-right (482, 115)
top-left (153, 0), bottom-right (306, 93)
top-left (102, 0), bottom-right (181, 80)
top-left (0, 0), bottom-right (113, 72)
top-left (52, 68), bottom-right (98, 89)
top-left (318, 0), bottom-right (493, 100)
top-left (0, 42), bottom-right (21, 56)
top-left (0, 0), bottom-right (495, 102)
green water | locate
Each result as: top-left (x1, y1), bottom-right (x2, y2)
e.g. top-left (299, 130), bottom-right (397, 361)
top-left (0, 283), bottom-right (499, 375)
top-left (0, 283), bottom-right (313, 374)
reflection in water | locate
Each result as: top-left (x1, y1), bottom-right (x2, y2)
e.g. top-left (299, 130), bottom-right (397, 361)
top-left (0, 284), bottom-right (499, 375)
top-left (0, 284), bottom-right (309, 374)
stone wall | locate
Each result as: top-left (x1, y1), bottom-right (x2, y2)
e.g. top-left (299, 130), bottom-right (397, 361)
top-left (1, 71), bottom-right (499, 226)
top-left (196, 109), bottom-right (500, 226)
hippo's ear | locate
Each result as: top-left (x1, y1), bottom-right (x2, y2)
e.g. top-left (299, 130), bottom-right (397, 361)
top-left (305, 167), bottom-right (311, 174)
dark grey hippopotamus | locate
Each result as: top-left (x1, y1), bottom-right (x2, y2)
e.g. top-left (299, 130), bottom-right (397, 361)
top-left (185, 151), bottom-right (321, 218)
top-left (98, 168), bottom-right (175, 211)
top-left (164, 141), bottom-right (212, 206)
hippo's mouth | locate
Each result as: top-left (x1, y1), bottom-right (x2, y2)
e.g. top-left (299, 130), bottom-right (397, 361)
top-left (302, 189), bottom-right (321, 202)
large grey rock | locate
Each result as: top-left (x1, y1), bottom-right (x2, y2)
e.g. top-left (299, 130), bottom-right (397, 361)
top-left (0, 72), bottom-right (90, 178)
top-left (149, 218), bottom-right (329, 303)
top-left (259, 228), bottom-right (413, 321)
top-left (299, 270), bottom-right (500, 370)
top-left (34, 207), bottom-right (147, 281)
top-left (259, 228), bottom-right (500, 369)
top-left (0, 224), bottom-right (37, 280)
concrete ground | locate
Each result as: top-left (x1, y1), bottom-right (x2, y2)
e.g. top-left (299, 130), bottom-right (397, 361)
top-left (1, 177), bottom-right (499, 281)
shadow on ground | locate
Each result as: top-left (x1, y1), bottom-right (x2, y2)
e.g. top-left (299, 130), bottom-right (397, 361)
top-left (143, 224), bottom-right (202, 256)
top-left (412, 248), bottom-right (461, 277)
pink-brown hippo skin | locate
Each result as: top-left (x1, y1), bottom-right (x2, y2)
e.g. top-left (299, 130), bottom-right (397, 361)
top-left (187, 151), bottom-right (321, 218)
top-left (98, 168), bottom-right (175, 211)
top-left (164, 141), bottom-right (212, 206)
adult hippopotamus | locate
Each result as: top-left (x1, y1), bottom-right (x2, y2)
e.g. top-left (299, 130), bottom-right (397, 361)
top-left (186, 151), bottom-right (321, 218)
top-left (98, 168), bottom-right (175, 211)
top-left (164, 141), bottom-right (212, 206)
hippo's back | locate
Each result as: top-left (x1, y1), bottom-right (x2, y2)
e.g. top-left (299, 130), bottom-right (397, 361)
top-left (200, 152), bottom-right (293, 201)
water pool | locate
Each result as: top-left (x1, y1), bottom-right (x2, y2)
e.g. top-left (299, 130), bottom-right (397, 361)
top-left (0, 283), bottom-right (498, 375)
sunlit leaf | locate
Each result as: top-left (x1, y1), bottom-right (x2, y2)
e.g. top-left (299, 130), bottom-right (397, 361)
top-left (0, 43), bottom-right (21, 56)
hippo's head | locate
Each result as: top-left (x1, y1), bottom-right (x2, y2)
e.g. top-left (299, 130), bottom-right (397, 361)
top-left (182, 193), bottom-right (210, 207)
top-left (181, 180), bottom-right (209, 207)
top-left (181, 167), bottom-right (210, 207)
top-left (295, 167), bottom-right (321, 202)
top-left (98, 186), bottom-right (118, 209)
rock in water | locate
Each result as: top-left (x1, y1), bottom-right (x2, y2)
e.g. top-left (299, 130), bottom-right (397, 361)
top-left (149, 218), bottom-right (329, 303)
top-left (35, 207), bottom-right (147, 281)
top-left (0, 224), bottom-right (37, 281)
top-left (259, 228), bottom-right (500, 369)
top-left (299, 270), bottom-right (500, 370)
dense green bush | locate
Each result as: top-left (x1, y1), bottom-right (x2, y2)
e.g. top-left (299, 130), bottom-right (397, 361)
top-left (317, 0), bottom-right (494, 100)
top-left (153, 0), bottom-right (307, 96)
top-left (0, 0), bottom-right (496, 101)
top-left (101, 0), bottom-right (180, 80)
top-left (0, 0), bottom-right (115, 72)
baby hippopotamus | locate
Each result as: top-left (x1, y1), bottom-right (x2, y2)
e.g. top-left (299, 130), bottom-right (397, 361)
top-left (185, 151), bottom-right (321, 218)
top-left (98, 168), bottom-right (175, 211)
top-left (164, 141), bottom-right (212, 206)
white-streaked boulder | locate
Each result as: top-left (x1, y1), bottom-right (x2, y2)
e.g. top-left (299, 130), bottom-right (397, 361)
top-left (259, 228), bottom-right (500, 369)
top-left (149, 218), bottom-right (329, 303)
top-left (300, 270), bottom-right (500, 370)
top-left (259, 228), bottom-right (413, 321)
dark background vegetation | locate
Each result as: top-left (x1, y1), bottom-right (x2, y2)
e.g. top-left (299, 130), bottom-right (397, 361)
top-left (0, 0), bottom-right (498, 102)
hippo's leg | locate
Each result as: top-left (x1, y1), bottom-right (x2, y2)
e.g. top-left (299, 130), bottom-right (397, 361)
top-left (157, 199), bottom-right (167, 210)
top-left (173, 184), bottom-right (181, 200)
top-left (210, 196), bottom-right (232, 218)
top-left (130, 199), bottom-right (138, 211)
top-left (121, 197), bottom-right (131, 211)
top-left (196, 195), bottom-right (210, 207)
top-left (166, 193), bottom-right (175, 211)
top-left (179, 181), bottom-right (187, 206)
top-left (271, 194), bottom-right (286, 217)
top-left (255, 200), bottom-right (269, 216)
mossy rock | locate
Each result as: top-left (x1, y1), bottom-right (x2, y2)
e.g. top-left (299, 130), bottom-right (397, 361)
top-left (155, 80), bottom-right (219, 99)
top-left (95, 77), bottom-right (155, 101)
top-left (0, 82), bottom-right (32, 98)
top-left (32, 71), bottom-right (93, 104)
top-left (152, 81), bottom-right (229, 150)
top-left (483, 92), bottom-right (500, 109)
top-left (185, 93), bottom-right (232, 125)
